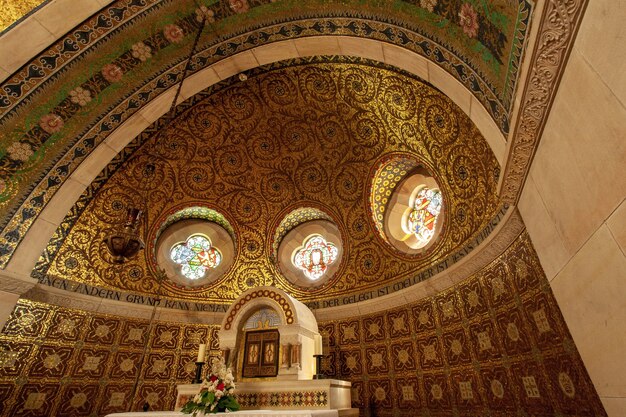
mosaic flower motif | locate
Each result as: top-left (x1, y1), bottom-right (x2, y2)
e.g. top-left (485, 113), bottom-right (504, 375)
top-left (163, 24), bottom-right (184, 44)
top-left (39, 113), bottom-right (64, 134)
top-left (6, 142), bottom-right (33, 162)
top-left (101, 63), bottom-right (123, 83)
top-left (195, 5), bottom-right (215, 23)
top-left (229, 0), bottom-right (249, 14)
top-left (420, 0), bottom-right (437, 13)
top-left (131, 42), bottom-right (152, 62)
top-left (458, 3), bottom-right (479, 38)
top-left (69, 86), bottom-right (92, 106)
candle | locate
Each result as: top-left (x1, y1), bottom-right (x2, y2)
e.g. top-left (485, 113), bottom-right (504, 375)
top-left (314, 334), bottom-right (323, 355)
top-left (197, 344), bottom-right (206, 362)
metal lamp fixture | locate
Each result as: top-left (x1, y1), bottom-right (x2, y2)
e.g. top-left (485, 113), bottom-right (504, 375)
top-left (103, 207), bottom-right (145, 263)
top-left (103, 8), bottom-right (209, 264)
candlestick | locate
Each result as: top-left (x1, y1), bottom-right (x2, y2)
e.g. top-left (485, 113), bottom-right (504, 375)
top-left (192, 361), bottom-right (205, 384)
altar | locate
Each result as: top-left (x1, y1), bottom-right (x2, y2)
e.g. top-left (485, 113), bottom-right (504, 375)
top-left (176, 379), bottom-right (353, 414)
top-left (176, 287), bottom-right (357, 417)
top-left (106, 411), bottom-right (339, 417)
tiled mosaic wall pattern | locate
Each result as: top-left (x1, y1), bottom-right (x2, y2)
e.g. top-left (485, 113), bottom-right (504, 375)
top-left (0, 232), bottom-right (606, 416)
top-left (0, 303), bottom-right (219, 416)
top-left (319, 232), bottom-right (606, 417)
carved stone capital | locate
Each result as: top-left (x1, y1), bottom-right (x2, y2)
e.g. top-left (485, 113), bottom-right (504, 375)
top-left (0, 270), bottom-right (38, 295)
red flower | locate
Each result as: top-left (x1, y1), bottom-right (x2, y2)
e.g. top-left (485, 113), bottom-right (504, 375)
top-left (101, 64), bottom-right (123, 83)
top-left (458, 3), bottom-right (479, 38)
top-left (209, 375), bottom-right (218, 382)
top-left (217, 383), bottom-right (225, 391)
top-left (39, 114), bottom-right (64, 134)
top-left (163, 24), bottom-right (184, 44)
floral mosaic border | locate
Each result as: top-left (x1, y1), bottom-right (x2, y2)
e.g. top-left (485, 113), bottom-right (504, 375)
top-left (0, 0), bottom-right (533, 268)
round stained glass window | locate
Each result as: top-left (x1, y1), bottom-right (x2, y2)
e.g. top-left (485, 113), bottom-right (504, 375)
top-left (170, 234), bottom-right (222, 280)
top-left (292, 234), bottom-right (338, 280)
top-left (404, 186), bottom-right (442, 246)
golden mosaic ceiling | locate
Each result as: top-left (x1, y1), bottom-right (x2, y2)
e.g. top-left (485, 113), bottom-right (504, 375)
top-left (40, 59), bottom-right (501, 305)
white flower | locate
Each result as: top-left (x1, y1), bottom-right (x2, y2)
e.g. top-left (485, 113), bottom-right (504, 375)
top-left (69, 86), bottom-right (92, 106)
top-left (7, 142), bottom-right (33, 162)
top-left (131, 42), bottom-right (152, 62)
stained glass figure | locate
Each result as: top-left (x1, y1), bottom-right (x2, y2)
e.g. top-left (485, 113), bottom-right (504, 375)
top-left (170, 235), bottom-right (221, 280)
top-left (292, 235), bottom-right (338, 280)
top-left (406, 187), bottom-right (442, 245)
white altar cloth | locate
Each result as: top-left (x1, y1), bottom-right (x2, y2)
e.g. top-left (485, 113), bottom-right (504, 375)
top-left (105, 410), bottom-right (338, 417)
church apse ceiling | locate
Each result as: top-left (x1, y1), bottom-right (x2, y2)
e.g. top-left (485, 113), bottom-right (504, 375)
top-left (0, 0), bottom-right (532, 268)
top-left (35, 59), bottom-right (502, 306)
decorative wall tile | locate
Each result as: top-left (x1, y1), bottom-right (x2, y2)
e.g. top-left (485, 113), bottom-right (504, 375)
top-left (387, 309), bottom-right (410, 338)
top-left (390, 341), bottom-right (416, 372)
top-left (364, 345), bottom-right (389, 374)
top-left (338, 320), bottom-right (360, 345)
top-left (71, 347), bottom-right (111, 379)
top-left (422, 373), bottom-right (452, 410)
top-left (98, 383), bottom-right (134, 415)
top-left (143, 353), bottom-right (176, 381)
top-left (495, 308), bottom-right (532, 356)
top-left (151, 324), bottom-right (181, 350)
top-left (110, 351), bottom-right (142, 380)
top-left (362, 315), bottom-right (386, 343)
top-left (395, 376), bottom-right (421, 409)
top-left (85, 316), bottom-right (121, 344)
top-left (469, 319), bottom-right (502, 362)
top-left (46, 310), bottom-right (87, 342)
top-left (0, 341), bottom-right (33, 377)
top-left (450, 370), bottom-right (483, 410)
top-left (482, 263), bottom-right (514, 308)
top-left (10, 383), bottom-right (59, 417)
top-left (416, 335), bottom-right (444, 370)
top-left (118, 321), bottom-right (150, 348)
top-left (459, 279), bottom-right (489, 317)
top-left (339, 348), bottom-right (362, 377)
top-left (58, 383), bottom-right (100, 417)
top-left (181, 326), bottom-right (208, 350)
top-left (367, 378), bottom-right (393, 410)
top-left (411, 301), bottom-right (436, 332)
top-left (442, 327), bottom-right (472, 366)
top-left (435, 292), bottom-right (461, 327)
top-left (479, 365), bottom-right (517, 411)
top-left (175, 353), bottom-right (197, 382)
top-left (29, 344), bottom-right (74, 378)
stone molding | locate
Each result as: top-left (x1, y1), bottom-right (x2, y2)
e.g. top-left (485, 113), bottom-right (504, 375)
top-left (500, 0), bottom-right (589, 203)
top-left (314, 209), bottom-right (526, 321)
top-left (0, 270), bottom-right (38, 295)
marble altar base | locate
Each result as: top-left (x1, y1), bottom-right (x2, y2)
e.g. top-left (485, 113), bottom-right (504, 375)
top-left (176, 379), bottom-right (357, 417)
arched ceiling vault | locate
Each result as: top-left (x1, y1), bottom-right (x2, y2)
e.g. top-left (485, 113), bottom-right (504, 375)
top-left (0, 0), bottom-right (591, 313)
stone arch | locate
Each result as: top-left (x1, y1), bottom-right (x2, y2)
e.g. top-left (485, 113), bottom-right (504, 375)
top-left (6, 36), bottom-right (505, 278)
top-left (218, 286), bottom-right (320, 380)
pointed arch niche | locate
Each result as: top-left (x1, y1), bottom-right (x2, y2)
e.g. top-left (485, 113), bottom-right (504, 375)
top-left (218, 286), bottom-right (321, 381)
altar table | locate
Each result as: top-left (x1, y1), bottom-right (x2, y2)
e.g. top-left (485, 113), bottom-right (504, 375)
top-left (105, 411), bottom-right (338, 417)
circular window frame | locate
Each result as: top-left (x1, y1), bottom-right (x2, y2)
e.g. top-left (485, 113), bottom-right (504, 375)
top-left (384, 169), bottom-right (445, 254)
top-left (276, 219), bottom-right (343, 289)
top-left (156, 219), bottom-right (235, 287)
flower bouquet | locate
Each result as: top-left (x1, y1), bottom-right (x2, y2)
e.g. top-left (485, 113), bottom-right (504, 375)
top-left (181, 357), bottom-right (240, 415)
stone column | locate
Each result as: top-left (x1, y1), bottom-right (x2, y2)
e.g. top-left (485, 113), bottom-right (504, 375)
top-left (281, 343), bottom-right (291, 368)
top-left (290, 343), bottom-right (301, 370)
